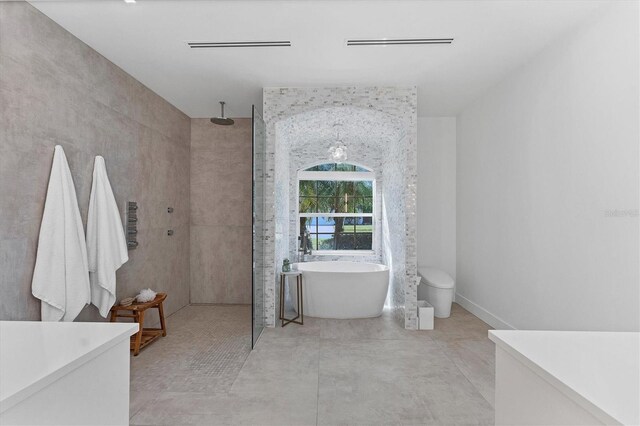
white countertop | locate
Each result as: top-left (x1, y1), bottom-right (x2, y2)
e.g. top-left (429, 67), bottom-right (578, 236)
top-left (0, 321), bottom-right (138, 413)
top-left (489, 330), bottom-right (640, 426)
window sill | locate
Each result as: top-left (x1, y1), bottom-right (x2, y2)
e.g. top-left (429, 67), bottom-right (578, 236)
top-left (311, 250), bottom-right (376, 256)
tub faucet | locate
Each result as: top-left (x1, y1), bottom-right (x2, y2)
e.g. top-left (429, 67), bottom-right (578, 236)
top-left (298, 229), bottom-right (311, 261)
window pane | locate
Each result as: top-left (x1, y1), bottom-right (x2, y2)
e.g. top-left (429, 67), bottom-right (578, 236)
top-left (335, 163), bottom-right (356, 172)
top-left (342, 217), bottom-right (356, 226)
top-left (355, 216), bottom-right (373, 233)
top-left (317, 234), bottom-right (335, 250)
top-left (300, 216), bottom-right (315, 233)
top-left (317, 217), bottom-right (336, 234)
top-left (317, 181), bottom-right (336, 197)
top-left (299, 180), bottom-right (316, 196)
top-left (354, 197), bottom-right (373, 214)
top-left (335, 194), bottom-right (350, 213)
top-left (308, 234), bottom-right (318, 250)
top-left (317, 197), bottom-right (336, 213)
top-left (298, 172), bottom-right (374, 252)
top-left (310, 163), bottom-right (335, 171)
top-left (354, 233), bottom-right (373, 249)
top-left (333, 217), bottom-right (350, 233)
top-left (337, 181), bottom-right (355, 197)
top-left (304, 163), bottom-right (372, 172)
top-left (355, 181), bottom-right (373, 197)
top-left (336, 233), bottom-right (356, 250)
top-left (304, 217), bottom-right (373, 251)
top-left (299, 197), bottom-right (317, 213)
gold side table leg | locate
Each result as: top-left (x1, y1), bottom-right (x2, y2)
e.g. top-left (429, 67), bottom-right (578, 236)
top-left (299, 274), bottom-right (304, 325)
top-left (279, 274), bottom-right (285, 326)
top-left (280, 273), bottom-right (303, 327)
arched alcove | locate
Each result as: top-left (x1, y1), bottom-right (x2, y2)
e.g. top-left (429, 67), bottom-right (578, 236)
top-left (263, 87), bottom-right (418, 329)
top-left (275, 105), bottom-right (404, 261)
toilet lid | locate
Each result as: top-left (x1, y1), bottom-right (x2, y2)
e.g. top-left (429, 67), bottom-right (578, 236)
top-left (418, 268), bottom-right (454, 289)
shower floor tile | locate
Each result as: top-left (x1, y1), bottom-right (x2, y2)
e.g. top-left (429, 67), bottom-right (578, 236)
top-left (130, 303), bottom-right (495, 425)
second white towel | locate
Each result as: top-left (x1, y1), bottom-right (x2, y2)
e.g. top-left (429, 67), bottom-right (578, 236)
top-left (87, 156), bottom-right (129, 317)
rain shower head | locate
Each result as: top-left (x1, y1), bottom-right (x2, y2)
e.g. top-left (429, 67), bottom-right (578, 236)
top-left (210, 101), bottom-right (234, 126)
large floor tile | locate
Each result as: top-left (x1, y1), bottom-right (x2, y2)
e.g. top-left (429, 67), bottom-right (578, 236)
top-left (260, 312), bottom-right (322, 340)
top-left (436, 339), bottom-right (496, 407)
top-left (129, 302), bottom-right (496, 426)
top-left (430, 308), bottom-right (492, 342)
top-left (316, 338), bottom-right (493, 425)
top-left (231, 336), bottom-right (320, 394)
top-left (318, 310), bottom-right (434, 341)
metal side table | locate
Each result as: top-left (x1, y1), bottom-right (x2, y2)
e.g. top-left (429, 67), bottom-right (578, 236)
top-left (279, 271), bottom-right (303, 327)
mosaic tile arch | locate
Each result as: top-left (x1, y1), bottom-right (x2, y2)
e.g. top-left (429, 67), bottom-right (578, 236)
top-left (280, 106), bottom-right (405, 262)
top-left (263, 87), bottom-right (418, 329)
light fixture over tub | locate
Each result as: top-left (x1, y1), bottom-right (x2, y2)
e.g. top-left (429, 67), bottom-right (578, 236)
top-left (328, 124), bottom-right (348, 163)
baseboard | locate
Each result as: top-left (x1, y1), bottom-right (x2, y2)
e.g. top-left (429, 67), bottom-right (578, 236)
top-left (455, 293), bottom-right (516, 330)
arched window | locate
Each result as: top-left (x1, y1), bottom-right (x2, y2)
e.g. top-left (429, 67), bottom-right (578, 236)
top-left (298, 162), bottom-right (375, 253)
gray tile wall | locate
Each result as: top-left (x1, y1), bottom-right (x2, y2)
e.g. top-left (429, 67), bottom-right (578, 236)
top-left (190, 119), bottom-right (252, 304)
top-left (263, 87), bottom-right (418, 329)
top-left (0, 2), bottom-right (191, 321)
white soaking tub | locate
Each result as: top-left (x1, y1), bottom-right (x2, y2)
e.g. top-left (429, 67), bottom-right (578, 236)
top-left (291, 261), bottom-right (389, 319)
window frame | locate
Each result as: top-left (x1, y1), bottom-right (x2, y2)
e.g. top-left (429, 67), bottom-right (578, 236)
top-left (297, 165), bottom-right (376, 256)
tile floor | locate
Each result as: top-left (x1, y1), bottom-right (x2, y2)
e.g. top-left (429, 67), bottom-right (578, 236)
top-left (129, 303), bottom-right (495, 425)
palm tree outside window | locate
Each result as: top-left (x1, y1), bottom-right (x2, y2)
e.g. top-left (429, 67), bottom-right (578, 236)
top-left (298, 163), bottom-right (375, 253)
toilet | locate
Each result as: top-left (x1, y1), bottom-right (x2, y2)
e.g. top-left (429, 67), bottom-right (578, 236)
top-left (418, 268), bottom-right (455, 318)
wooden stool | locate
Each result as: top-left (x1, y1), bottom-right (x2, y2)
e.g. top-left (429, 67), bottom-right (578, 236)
top-left (109, 293), bottom-right (167, 356)
top-left (279, 272), bottom-right (303, 327)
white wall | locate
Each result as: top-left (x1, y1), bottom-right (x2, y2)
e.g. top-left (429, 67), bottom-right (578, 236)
top-left (456, 2), bottom-right (639, 331)
top-left (417, 118), bottom-right (456, 280)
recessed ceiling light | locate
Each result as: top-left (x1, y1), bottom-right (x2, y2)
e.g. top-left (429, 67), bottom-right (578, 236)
top-left (124, 0), bottom-right (136, 4)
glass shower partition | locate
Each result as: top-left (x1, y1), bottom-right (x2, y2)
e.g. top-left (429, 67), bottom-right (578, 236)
top-left (251, 105), bottom-right (266, 348)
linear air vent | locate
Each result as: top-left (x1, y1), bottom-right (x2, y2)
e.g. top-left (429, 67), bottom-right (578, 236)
top-left (188, 41), bottom-right (291, 48)
top-left (347, 38), bottom-right (453, 46)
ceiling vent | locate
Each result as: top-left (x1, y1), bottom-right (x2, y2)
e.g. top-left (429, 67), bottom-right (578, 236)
top-left (346, 38), bottom-right (453, 46)
top-left (187, 41), bottom-right (291, 48)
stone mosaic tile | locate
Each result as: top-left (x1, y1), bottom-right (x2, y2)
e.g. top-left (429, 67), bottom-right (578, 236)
top-left (130, 304), bottom-right (252, 395)
top-left (262, 87), bottom-right (418, 329)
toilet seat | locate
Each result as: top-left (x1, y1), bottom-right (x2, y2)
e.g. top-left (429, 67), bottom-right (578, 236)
top-left (418, 268), bottom-right (454, 289)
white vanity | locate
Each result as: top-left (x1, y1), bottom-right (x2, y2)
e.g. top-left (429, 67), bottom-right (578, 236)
top-left (0, 321), bottom-right (138, 425)
top-left (490, 330), bottom-right (639, 426)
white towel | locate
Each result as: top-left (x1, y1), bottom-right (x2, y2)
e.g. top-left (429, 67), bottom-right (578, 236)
top-left (32, 145), bottom-right (91, 322)
top-left (87, 156), bottom-right (129, 317)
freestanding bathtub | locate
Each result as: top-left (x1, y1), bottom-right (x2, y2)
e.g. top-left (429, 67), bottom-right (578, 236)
top-left (290, 261), bottom-right (389, 319)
